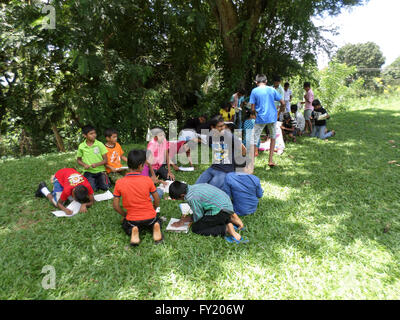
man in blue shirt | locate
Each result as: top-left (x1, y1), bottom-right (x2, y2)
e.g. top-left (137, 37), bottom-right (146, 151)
top-left (249, 74), bottom-right (285, 167)
top-left (222, 164), bottom-right (263, 216)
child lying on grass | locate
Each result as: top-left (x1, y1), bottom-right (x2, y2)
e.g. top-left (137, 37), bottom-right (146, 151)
top-left (113, 149), bottom-right (163, 246)
top-left (169, 181), bottom-right (248, 244)
top-left (35, 168), bottom-right (95, 215)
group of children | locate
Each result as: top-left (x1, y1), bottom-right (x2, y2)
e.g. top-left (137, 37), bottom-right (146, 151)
top-left (34, 79), bottom-right (335, 247)
top-left (35, 121), bottom-right (259, 245)
top-left (235, 81), bottom-right (336, 146)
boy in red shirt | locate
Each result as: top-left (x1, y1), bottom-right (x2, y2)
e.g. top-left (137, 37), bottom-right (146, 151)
top-left (35, 168), bottom-right (95, 215)
top-left (113, 149), bottom-right (163, 246)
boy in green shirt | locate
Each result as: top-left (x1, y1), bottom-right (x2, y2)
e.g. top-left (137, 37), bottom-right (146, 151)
top-left (77, 125), bottom-right (110, 191)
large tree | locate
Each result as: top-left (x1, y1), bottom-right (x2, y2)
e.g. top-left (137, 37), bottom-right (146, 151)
top-left (335, 42), bottom-right (385, 88)
top-left (208, 0), bottom-right (367, 91)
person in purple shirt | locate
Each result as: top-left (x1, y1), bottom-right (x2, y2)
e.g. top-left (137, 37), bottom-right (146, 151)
top-left (249, 74), bottom-right (285, 167)
top-left (222, 164), bottom-right (263, 216)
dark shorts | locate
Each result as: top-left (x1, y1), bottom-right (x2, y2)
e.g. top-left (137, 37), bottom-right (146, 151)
top-left (122, 216), bottom-right (162, 235)
top-left (84, 171), bottom-right (110, 192)
top-left (191, 209), bottom-right (233, 237)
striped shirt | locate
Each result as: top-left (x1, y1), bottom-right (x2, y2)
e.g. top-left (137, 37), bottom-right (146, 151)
top-left (184, 184), bottom-right (233, 222)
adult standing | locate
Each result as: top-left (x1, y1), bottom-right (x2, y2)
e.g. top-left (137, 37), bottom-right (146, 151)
top-left (249, 74), bottom-right (285, 167)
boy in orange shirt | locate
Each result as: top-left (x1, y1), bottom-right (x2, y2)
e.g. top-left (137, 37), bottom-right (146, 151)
top-left (104, 128), bottom-right (128, 183)
top-left (113, 149), bottom-right (163, 246)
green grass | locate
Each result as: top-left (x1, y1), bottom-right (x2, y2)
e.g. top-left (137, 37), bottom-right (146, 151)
top-left (1, 94), bottom-right (400, 299)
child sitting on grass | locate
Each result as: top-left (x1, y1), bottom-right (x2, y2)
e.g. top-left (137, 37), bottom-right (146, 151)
top-left (104, 128), bottom-right (128, 183)
top-left (169, 181), bottom-right (248, 244)
top-left (77, 125), bottom-right (110, 191)
top-left (222, 164), bottom-right (263, 216)
top-left (146, 127), bottom-right (175, 181)
top-left (113, 149), bottom-right (163, 246)
top-left (35, 168), bottom-right (95, 215)
top-left (290, 104), bottom-right (305, 135)
top-left (281, 112), bottom-right (297, 142)
top-left (311, 99), bottom-right (336, 140)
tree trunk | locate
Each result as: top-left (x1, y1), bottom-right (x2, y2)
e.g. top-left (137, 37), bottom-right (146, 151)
top-left (210, 0), bottom-right (267, 90)
top-left (51, 123), bottom-right (65, 152)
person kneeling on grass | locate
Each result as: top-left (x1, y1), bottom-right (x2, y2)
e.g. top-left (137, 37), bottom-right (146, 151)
top-left (113, 149), bottom-right (163, 246)
top-left (311, 99), bottom-right (336, 140)
top-left (169, 181), bottom-right (248, 244)
top-left (34, 168), bottom-right (95, 215)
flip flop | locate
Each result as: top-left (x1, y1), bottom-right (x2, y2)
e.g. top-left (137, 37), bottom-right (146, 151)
top-left (224, 235), bottom-right (249, 244)
top-left (268, 163), bottom-right (276, 168)
top-left (130, 242), bottom-right (140, 247)
top-left (233, 225), bottom-right (246, 232)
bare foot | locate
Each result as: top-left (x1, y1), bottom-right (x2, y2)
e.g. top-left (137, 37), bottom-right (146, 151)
top-left (153, 222), bottom-right (162, 242)
top-left (230, 213), bottom-right (244, 230)
top-left (130, 226), bottom-right (140, 245)
top-left (226, 223), bottom-right (241, 241)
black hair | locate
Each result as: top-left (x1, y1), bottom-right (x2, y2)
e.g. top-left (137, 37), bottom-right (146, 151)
top-left (284, 82), bottom-right (290, 87)
top-left (73, 185), bottom-right (89, 204)
top-left (283, 112), bottom-right (291, 120)
top-left (82, 125), bottom-right (96, 135)
top-left (272, 75), bottom-right (281, 82)
top-left (312, 99), bottom-right (321, 107)
top-left (127, 149), bottom-right (146, 170)
top-left (221, 102), bottom-right (231, 110)
top-left (209, 115), bottom-right (224, 128)
top-left (238, 88), bottom-right (246, 95)
top-left (104, 128), bottom-right (118, 138)
top-left (290, 104), bottom-right (298, 112)
top-left (169, 181), bottom-right (188, 200)
top-left (303, 82), bottom-right (311, 88)
top-left (199, 114), bottom-right (208, 120)
top-left (255, 74), bottom-right (267, 84)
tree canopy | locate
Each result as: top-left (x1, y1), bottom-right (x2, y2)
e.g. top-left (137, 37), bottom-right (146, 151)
top-left (1, 0), bottom-right (367, 156)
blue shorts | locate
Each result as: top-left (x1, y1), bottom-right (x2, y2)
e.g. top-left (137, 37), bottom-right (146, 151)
top-left (51, 177), bottom-right (64, 202)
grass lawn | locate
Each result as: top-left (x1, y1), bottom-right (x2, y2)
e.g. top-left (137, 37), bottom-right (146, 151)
top-left (1, 94), bottom-right (400, 300)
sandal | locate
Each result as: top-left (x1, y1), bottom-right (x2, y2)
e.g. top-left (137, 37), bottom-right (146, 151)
top-left (224, 235), bottom-right (249, 244)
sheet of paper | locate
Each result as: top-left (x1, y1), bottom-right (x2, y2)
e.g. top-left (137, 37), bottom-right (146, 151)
top-left (51, 200), bottom-right (81, 217)
top-left (94, 190), bottom-right (114, 202)
top-left (179, 203), bottom-right (193, 215)
top-left (165, 218), bottom-right (190, 233)
top-left (178, 167), bottom-right (194, 172)
top-left (158, 180), bottom-right (174, 193)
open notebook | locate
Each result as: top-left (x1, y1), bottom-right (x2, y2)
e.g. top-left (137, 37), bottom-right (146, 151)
top-left (52, 190), bottom-right (114, 217)
top-left (165, 203), bottom-right (193, 233)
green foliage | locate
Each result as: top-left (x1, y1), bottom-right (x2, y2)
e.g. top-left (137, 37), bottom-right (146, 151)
top-left (314, 60), bottom-right (362, 111)
top-left (2, 95), bottom-right (400, 299)
top-left (335, 42), bottom-right (385, 90)
top-left (1, 0), bottom-right (369, 156)
top-left (383, 56), bottom-right (400, 86)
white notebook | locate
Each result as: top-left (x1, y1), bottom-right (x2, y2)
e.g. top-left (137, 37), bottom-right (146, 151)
top-left (52, 200), bottom-right (81, 217)
top-left (94, 190), bottom-right (114, 202)
top-left (178, 167), bottom-right (194, 172)
top-left (179, 203), bottom-right (193, 215)
top-left (165, 218), bottom-right (191, 233)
